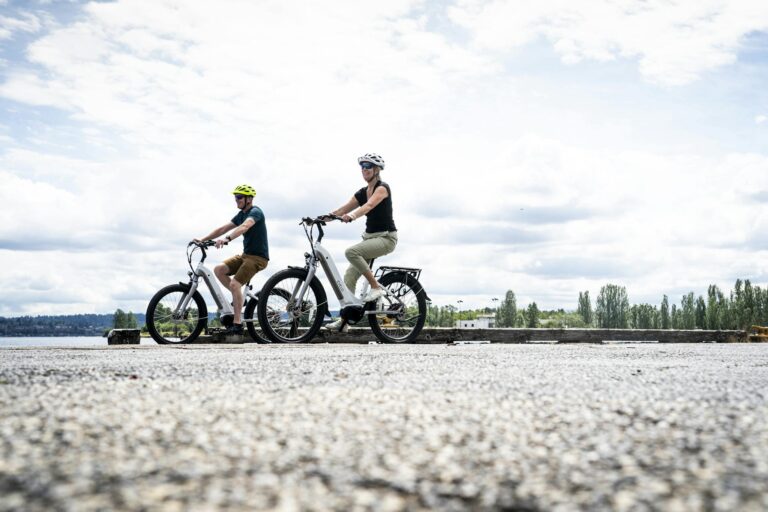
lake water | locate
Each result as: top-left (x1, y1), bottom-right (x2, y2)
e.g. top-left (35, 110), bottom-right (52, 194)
top-left (0, 336), bottom-right (156, 347)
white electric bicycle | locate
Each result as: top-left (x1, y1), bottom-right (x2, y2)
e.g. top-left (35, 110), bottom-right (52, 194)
top-left (256, 215), bottom-right (429, 343)
top-left (145, 240), bottom-right (268, 344)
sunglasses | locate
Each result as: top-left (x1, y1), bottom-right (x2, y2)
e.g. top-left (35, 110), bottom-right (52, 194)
top-left (360, 162), bottom-right (375, 170)
top-left (234, 194), bottom-right (246, 200)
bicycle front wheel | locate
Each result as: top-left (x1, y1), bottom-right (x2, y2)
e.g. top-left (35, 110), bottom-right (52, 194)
top-left (257, 268), bottom-right (327, 343)
top-left (368, 272), bottom-right (427, 343)
top-left (146, 284), bottom-right (208, 344)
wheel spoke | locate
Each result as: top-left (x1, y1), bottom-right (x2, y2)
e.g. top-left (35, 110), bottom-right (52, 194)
top-left (259, 273), bottom-right (324, 342)
top-left (369, 275), bottom-right (426, 343)
top-left (147, 286), bottom-right (206, 344)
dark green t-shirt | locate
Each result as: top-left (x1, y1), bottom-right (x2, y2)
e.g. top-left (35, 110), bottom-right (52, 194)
top-left (232, 206), bottom-right (269, 260)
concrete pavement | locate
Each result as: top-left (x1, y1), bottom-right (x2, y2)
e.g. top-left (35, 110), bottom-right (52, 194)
top-left (1, 343), bottom-right (767, 511)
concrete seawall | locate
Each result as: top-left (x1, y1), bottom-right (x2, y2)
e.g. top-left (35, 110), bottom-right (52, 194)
top-left (196, 327), bottom-right (748, 344)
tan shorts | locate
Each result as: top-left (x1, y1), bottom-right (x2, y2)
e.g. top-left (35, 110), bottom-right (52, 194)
top-left (224, 254), bottom-right (268, 284)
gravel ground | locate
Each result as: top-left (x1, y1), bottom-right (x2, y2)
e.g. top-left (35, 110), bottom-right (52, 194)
top-left (1, 343), bottom-right (767, 511)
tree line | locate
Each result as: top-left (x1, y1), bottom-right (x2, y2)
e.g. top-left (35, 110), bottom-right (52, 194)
top-left (4, 278), bottom-right (765, 335)
top-left (0, 310), bottom-right (144, 337)
top-left (425, 279), bottom-right (767, 331)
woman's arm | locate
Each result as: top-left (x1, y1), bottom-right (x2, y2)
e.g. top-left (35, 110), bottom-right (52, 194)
top-left (331, 196), bottom-right (359, 216)
top-left (344, 187), bottom-right (388, 221)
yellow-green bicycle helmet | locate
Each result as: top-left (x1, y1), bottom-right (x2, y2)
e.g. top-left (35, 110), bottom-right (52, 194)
top-left (232, 184), bottom-right (256, 197)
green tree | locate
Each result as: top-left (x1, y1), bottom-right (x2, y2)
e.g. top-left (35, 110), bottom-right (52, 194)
top-left (671, 304), bottom-right (682, 329)
top-left (525, 302), bottom-right (540, 328)
top-left (743, 279), bottom-right (755, 329)
top-left (445, 304), bottom-right (457, 327)
top-left (577, 291), bottom-right (593, 326)
top-left (426, 304), bottom-right (441, 327)
top-left (496, 290), bottom-right (518, 328)
top-left (732, 279), bottom-right (746, 330)
top-left (660, 295), bottom-right (670, 329)
top-left (113, 308), bottom-right (138, 329)
top-left (695, 295), bottom-right (706, 329)
top-left (681, 292), bottom-right (695, 329)
top-left (706, 285), bottom-right (722, 329)
top-left (630, 304), bottom-right (659, 329)
top-left (595, 284), bottom-right (630, 328)
top-left (755, 286), bottom-right (766, 326)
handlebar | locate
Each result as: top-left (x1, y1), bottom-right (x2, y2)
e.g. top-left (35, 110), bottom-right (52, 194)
top-left (301, 214), bottom-right (343, 226)
top-left (300, 214), bottom-right (343, 245)
top-left (186, 239), bottom-right (227, 270)
top-left (189, 240), bottom-right (217, 248)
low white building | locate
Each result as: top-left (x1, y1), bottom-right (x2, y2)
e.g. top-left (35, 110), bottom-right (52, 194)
top-left (456, 314), bottom-right (495, 329)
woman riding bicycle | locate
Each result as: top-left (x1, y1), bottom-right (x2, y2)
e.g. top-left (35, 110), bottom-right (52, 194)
top-left (328, 153), bottom-right (397, 314)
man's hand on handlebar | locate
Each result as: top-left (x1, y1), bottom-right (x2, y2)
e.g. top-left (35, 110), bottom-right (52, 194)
top-left (214, 238), bottom-right (229, 249)
top-left (190, 239), bottom-right (217, 248)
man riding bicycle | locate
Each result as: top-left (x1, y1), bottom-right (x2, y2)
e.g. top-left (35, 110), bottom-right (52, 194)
top-left (195, 184), bottom-right (269, 335)
top-left (326, 152), bottom-right (398, 330)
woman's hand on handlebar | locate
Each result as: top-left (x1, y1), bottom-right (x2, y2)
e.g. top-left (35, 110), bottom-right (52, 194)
top-left (316, 214), bottom-right (343, 223)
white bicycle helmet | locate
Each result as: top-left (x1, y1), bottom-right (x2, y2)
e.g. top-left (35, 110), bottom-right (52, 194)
top-left (358, 153), bottom-right (385, 169)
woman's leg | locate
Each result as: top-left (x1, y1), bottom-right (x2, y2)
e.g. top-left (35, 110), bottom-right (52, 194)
top-left (343, 233), bottom-right (397, 293)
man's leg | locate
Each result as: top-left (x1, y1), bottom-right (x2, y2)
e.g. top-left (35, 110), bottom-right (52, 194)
top-left (228, 255), bottom-right (267, 328)
top-left (229, 278), bottom-right (244, 325)
top-left (214, 263), bottom-right (233, 289)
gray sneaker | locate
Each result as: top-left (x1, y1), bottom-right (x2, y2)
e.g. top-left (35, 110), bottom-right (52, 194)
top-left (324, 318), bottom-right (349, 332)
top-left (363, 287), bottom-right (386, 302)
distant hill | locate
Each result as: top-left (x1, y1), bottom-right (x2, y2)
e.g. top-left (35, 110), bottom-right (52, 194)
top-left (0, 313), bottom-right (146, 337)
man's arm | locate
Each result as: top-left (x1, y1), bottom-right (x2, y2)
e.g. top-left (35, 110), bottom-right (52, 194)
top-left (196, 222), bottom-right (236, 242)
top-left (224, 218), bottom-right (255, 242)
top-left (214, 216), bottom-right (257, 248)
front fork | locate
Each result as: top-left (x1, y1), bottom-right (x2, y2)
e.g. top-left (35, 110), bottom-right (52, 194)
top-left (289, 262), bottom-right (318, 318)
top-left (176, 275), bottom-right (201, 320)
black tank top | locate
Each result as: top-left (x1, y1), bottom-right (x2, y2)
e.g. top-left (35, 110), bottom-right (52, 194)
top-left (354, 181), bottom-right (397, 233)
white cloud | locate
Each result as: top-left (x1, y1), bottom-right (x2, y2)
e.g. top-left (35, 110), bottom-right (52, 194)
top-left (756, 115), bottom-right (767, 124)
top-left (0, 0), bottom-right (767, 315)
top-left (0, 11), bottom-right (42, 40)
top-left (448, 0), bottom-right (768, 85)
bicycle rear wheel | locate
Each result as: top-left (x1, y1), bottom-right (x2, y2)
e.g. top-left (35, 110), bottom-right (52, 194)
top-left (257, 268), bottom-right (327, 343)
top-left (368, 272), bottom-right (427, 343)
top-left (243, 297), bottom-right (270, 343)
top-left (146, 284), bottom-right (208, 344)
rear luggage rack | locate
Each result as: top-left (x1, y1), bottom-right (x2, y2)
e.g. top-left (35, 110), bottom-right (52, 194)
top-left (375, 265), bottom-right (422, 280)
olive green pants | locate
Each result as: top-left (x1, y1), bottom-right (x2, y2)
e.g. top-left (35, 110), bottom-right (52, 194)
top-left (343, 231), bottom-right (398, 293)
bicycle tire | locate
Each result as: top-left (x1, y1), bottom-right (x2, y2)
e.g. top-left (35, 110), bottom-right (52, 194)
top-left (242, 298), bottom-right (268, 343)
top-left (368, 272), bottom-right (427, 343)
top-left (257, 268), bottom-right (327, 343)
top-left (146, 284), bottom-right (208, 344)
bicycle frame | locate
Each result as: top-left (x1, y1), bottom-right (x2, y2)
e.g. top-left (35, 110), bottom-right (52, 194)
top-left (295, 217), bottom-right (405, 319)
top-left (306, 243), bottom-right (361, 307)
top-left (179, 243), bottom-right (258, 323)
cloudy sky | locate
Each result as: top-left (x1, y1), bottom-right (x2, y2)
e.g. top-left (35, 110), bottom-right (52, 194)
top-left (1, 0), bottom-right (768, 316)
